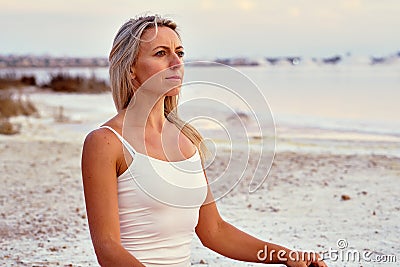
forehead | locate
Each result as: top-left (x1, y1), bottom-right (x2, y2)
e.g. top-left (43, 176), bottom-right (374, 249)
top-left (139, 27), bottom-right (182, 50)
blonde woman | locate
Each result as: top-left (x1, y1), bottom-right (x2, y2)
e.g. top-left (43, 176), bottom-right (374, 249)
top-left (81, 15), bottom-right (327, 267)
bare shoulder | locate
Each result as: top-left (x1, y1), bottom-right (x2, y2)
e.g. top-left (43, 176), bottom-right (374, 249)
top-left (81, 126), bottom-right (124, 184)
top-left (83, 127), bottom-right (120, 152)
top-left (82, 118), bottom-right (125, 165)
top-left (83, 112), bottom-right (125, 151)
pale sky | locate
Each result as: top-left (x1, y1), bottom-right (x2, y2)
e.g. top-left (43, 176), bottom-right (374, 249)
top-left (1, 0), bottom-right (399, 58)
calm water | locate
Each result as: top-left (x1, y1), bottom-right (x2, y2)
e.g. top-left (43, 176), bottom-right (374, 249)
top-left (3, 62), bottom-right (400, 141)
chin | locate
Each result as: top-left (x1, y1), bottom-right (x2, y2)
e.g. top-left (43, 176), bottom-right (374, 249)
top-left (165, 86), bottom-right (181, 96)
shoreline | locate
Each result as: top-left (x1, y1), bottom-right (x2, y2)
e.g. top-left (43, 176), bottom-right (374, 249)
top-left (10, 89), bottom-right (400, 155)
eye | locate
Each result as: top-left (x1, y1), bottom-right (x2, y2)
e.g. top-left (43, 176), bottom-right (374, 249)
top-left (176, 51), bottom-right (185, 58)
top-left (155, 50), bottom-right (166, 57)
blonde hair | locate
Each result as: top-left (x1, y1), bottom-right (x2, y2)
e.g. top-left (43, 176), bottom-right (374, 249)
top-left (109, 15), bottom-right (207, 162)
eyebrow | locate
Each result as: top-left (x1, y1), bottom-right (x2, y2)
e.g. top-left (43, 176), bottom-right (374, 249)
top-left (152, 45), bottom-right (184, 51)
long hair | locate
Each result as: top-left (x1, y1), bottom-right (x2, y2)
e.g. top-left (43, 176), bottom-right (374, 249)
top-left (109, 15), bottom-right (208, 162)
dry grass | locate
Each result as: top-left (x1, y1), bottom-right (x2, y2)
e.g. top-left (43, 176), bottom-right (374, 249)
top-left (0, 91), bottom-right (38, 135)
top-left (0, 92), bottom-right (37, 118)
top-left (1, 72), bottom-right (109, 93)
top-left (42, 73), bottom-right (110, 93)
top-left (0, 119), bottom-right (20, 135)
top-left (0, 73), bottom-right (37, 90)
top-left (0, 71), bottom-right (109, 134)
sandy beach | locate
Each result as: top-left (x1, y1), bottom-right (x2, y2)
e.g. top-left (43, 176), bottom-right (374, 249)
top-left (1, 90), bottom-right (399, 267)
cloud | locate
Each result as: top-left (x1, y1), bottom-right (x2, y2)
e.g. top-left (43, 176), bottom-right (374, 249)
top-left (340, 0), bottom-right (362, 10)
top-left (197, 0), bottom-right (256, 11)
top-left (200, 0), bottom-right (216, 10)
top-left (287, 6), bottom-right (301, 17)
top-left (236, 0), bottom-right (255, 11)
top-left (1, 0), bottom-right (399, 57)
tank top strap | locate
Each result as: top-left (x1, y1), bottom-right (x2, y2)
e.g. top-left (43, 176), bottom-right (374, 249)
top-left (99, 126), bottom-right (137, 156)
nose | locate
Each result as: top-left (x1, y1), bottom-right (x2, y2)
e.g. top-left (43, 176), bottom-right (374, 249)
top-left (169, 53), bottom-right (182, 70)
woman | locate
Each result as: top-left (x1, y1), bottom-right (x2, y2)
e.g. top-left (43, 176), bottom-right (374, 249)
top-left (81, 15), bottom-right (327, 267)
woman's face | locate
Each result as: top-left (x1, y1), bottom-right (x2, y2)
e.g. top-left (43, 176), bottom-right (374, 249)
top-left (132, 26), bottom-right (184, 97)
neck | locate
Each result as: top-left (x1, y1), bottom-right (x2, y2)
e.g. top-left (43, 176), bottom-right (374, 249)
top-left (146, 98), bottom-right (166, 133)
top-left (124, 90), bottom-right (167, 133)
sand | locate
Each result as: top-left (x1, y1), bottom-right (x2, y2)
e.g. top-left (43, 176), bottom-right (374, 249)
top-left (0, 91), bottom-right (399, 267)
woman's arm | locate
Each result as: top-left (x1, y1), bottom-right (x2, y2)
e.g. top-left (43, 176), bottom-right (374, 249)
top-left (195, 184), bottom-right (327, 267)
top-left (81, 129), bottom-right (145, 267)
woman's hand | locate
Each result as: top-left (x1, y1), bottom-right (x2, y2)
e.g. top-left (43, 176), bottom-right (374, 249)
top-left (286, 251), bottom-right (328, 267)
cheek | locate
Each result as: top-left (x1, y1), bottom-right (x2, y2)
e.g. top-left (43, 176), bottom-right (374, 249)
top-left (135, 60), bottom-right (166, 84)
top-left (136, 66), bottom-right (157, 85)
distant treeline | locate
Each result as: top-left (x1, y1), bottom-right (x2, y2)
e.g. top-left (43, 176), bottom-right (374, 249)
top-left (2, 51), bottom-right (400, 68)
top-left (0, 55), bottom-right (108, 68)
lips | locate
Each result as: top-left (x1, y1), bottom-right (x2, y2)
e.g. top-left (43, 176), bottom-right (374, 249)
top-left (165, 75), bottom-right (181, 80)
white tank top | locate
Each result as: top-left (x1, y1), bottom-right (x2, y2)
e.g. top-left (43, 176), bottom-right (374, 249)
top-left (100, 126), bottom-right (208, 267)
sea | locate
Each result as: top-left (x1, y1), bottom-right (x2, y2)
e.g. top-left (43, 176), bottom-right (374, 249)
top-left (2, 58), bottom-right (400, 157)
